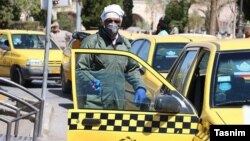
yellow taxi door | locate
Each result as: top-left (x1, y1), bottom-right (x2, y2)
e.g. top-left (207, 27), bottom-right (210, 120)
top-left (68, 49), bottom-right (199, 141)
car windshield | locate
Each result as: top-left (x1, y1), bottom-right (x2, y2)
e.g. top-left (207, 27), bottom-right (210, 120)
top-left (214, 51), bottom-right (250, 107)
top-left (152, 43), bottom-right (186, 73)
top-left (12, 34), bottom-right (59, 49)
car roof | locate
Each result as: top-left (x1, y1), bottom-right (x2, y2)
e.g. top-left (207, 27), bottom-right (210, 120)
top-left (187, 38), bottom-right (250, 51)
top-left (177, 33), bottom-right (217, 38)
top-left (133, 34), bottom-right (196, 43)
top-left (0, 29), bottom-right (45, 35)
top-left (176, 34), bottom-right (218, 41)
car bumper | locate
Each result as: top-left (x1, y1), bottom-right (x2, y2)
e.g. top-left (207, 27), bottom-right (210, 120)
top-left (21, 66), bottom-right (61, 80)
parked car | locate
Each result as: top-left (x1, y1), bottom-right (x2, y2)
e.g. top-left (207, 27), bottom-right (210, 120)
top-left (0, 29), bottom-right (63, 86)
top-left (166, 38), bottom-right (250, 140)
top-left (131, 34), bottom-right (217, 77)
top-left (130, 34), bottom-right (217, 91)
top-left (68, 48), bottom-right (199, 141)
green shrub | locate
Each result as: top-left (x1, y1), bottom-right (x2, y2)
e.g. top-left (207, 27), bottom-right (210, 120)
top-left (57, 12), bottom-right (75, 32)
top-left (9, 21), bottom-right (42, 30)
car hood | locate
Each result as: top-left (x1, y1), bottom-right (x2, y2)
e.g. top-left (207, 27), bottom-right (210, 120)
top-left (215, 107), bottom-right (250, 124)
top-left (13, 49), bottom-right (63, 61)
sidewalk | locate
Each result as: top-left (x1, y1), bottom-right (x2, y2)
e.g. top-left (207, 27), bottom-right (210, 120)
top-left (38, 101), bottom-right (69, 141)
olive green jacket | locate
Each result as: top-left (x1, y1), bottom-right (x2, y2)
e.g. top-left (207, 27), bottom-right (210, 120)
top-left (75, 28), bottom-right (146, 109)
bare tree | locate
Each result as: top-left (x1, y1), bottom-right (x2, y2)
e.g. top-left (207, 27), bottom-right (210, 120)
top-left (191, 0), bottom-right (236, 35)
top-left (227, 0), bottom-right (237, 38)
top-left (209, 0), bottom-right (217, 35)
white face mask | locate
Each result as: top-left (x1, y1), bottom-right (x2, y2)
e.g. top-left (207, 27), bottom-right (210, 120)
top-left (104, 22), bottom-right (119, 37)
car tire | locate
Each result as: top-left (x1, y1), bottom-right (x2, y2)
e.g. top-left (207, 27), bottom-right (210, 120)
top-left (10, 67), bottom-right (26, 86)
top-left (61, 71), bottom-right (71, 94)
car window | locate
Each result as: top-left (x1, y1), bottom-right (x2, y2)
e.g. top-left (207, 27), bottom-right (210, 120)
top-left (137, 40), bottom-right (150, 61)
top-left (186, 51), bottom-right (210, 116)
top-left (152, 43), bottom-right (187, 73)
top-left (74, 53), bottom-right (194, 114)
top-left (130, 39), bottom-right (144, 54)
top-left (12, 34), bottom-right (58, 49)
top-left (214, 51), bottom-right (250, 106)
top-left (0, 34), bottom-right (9, 48)
top-left (169, 50), bottom-right (198, 93)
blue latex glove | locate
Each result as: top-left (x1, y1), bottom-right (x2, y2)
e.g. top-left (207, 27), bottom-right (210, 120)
top-left (134, 88), bottom-right (146, 107)
top-left (91, 80), bottom-right (102, 94)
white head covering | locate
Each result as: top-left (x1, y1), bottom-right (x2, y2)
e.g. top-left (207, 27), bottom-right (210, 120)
top-left (100, 4), bottom-right (124, 22)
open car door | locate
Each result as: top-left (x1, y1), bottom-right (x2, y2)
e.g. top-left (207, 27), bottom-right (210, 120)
top-left (67, 49), bottom-right (199, 141)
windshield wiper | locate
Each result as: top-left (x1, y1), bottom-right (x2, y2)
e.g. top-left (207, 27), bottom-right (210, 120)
top-left (216, 100), bottom-right (250, 106)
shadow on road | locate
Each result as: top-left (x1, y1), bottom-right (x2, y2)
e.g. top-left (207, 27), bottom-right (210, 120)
top-left (59, 103), bottom-right (73, 109)
top-left (48, 89), bottom-right (72, 100)
top-left (28, 80), bottom-right (62, 88)
top-left (0, 78), bottom-right (61, 89)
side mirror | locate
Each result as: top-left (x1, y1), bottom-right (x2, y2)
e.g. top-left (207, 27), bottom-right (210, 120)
top-left (154, 94), bottom-right (181, 113)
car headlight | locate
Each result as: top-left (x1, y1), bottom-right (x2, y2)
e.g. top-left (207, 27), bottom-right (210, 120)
top-left (26, 59), bottom-right (43, 66)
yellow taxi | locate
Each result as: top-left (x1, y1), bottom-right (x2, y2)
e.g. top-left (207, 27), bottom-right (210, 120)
top-left (67, 39), bottom-right (250, 141)
top-left (131, 34), bottom-right (217, 77)
top-left (166, 38), bottom-right (250, 140)
top-left (0, 30), bottom-right (63, 86)
top-left (131, 34), bottom-right (217, 91)
top-left (68, 49), bottom-right (199, 141)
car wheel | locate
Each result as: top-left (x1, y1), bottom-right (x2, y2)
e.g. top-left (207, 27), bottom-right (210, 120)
top-left (61, 71), bottom-right (71, 94)
top-left (10, 67), bottom-right (26, 86)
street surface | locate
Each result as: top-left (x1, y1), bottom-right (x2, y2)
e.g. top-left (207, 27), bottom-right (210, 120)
top-left (0, 78), bottom-right (72, 141)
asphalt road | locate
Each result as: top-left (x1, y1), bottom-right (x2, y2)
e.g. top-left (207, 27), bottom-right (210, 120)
top-left (0, 78), bottom-right (73, 141)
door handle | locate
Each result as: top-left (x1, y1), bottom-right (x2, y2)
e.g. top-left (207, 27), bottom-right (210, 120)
top-left (82, 118), bottom-right (101, 126)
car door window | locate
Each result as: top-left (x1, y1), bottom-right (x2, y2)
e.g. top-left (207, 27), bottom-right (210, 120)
top-left (169, 50), bottom-right (198, 93)
top-left (186, 50), bottom-right (210, 116)
top-left (12, 34), bottom-right (58, 49)
top-left (214, 51), bottom-right (250, 106)
top-left (130, 39), bottom-right (144, 54)
top-left (75, 52), bottom-right (194, 114)
top-left (137, 40), bottom-right (150, 61)
top-left (0, 34), bottom-right (10, 49)
top-left (153, 43), bottom-right (187, 73)
top-left (69, 50), bottom-right (199, 141)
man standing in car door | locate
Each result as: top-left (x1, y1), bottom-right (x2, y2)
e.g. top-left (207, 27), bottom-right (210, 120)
top-left (75, 4), bottom-right (147, 110)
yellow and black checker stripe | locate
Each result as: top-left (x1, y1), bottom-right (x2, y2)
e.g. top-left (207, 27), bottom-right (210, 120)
top-left (68, 112), bottom-right (199, 134)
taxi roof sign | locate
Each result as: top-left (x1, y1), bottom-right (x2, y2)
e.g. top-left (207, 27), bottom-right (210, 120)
top-left (41, 0), bottom-right (72, 10)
